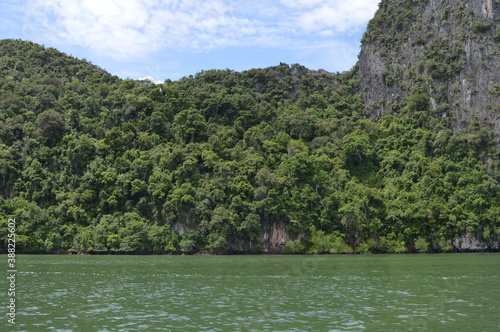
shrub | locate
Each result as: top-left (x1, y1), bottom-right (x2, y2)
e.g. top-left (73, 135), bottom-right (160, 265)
top-left (251, 244), bottom-right (263, 254)
top-left (355, 239), bottom-right (375, 253)
top-left (414, 237), bottom-right (429, 252)
top-left (308, 229), bottom-right (352, 254)
top-left (281, 239), bottom-right (305, 254)
top-left (471, 21), bottom-right (492, 34)
top-left (378, 233), bottom-right (407, 253)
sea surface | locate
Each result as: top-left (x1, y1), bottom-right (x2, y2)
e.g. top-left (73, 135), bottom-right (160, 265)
top-left (1, 253), bottom-right (499, 331)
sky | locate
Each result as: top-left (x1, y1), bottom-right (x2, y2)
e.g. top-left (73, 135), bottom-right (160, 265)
top-left (0, 0), bottom-right (381, 82)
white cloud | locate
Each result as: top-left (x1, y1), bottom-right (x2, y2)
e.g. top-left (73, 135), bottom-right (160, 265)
top-left (289, 0), bottom-right (380, 34)
top-left (138, 75), bottom-right (163, 84)
top-left (25, 0), bottom-right (166, 58)
top-left (25, 0), bottom-right (380, 60)
top-left (279, 0), bottom-right (325, 9)
top-left (300, 40), bottom-right (363, 71)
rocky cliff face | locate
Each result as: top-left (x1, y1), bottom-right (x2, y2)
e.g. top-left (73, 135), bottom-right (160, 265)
top-left (358, 0), bottom-right (500, 139)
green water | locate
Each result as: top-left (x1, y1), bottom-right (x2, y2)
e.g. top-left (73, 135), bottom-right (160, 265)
top-left (1, 254), bottom-right (499, 331)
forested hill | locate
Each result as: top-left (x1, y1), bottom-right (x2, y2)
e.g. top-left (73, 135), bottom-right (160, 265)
top-left (0, 35), bottom-right (499, 253)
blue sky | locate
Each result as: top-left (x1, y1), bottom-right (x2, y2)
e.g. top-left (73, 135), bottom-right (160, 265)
top-left (1, 0), bottom-right (380, 82)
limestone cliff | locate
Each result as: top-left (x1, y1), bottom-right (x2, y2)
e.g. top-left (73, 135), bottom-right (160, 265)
top-left (358, 0), bottom-right (500, 139)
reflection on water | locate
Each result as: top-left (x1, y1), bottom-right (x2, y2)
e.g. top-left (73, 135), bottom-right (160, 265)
top-left (1, 254), bottom-right (499, 331)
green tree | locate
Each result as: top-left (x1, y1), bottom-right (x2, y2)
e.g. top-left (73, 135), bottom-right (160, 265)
top-left (35, 109), bottom-right (64, 144)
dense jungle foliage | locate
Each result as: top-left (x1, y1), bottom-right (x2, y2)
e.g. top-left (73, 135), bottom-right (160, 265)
top-left (0, 39), bottom-right (499, 253)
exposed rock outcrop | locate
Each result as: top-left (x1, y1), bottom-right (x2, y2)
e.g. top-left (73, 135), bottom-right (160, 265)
top-left (261, 221), bottom-right (290, 252)
top-left (451, 234), bottom-right (499, 250)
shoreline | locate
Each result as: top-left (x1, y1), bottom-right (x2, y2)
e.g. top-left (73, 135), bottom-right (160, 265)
top-left (2, 248), bottom-right (499, 255)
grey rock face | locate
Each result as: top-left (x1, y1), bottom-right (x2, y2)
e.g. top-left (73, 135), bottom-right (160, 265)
top-left (358, 0), bottom-right (500, 140)
top-left (451, 234), bottom-right (499, 250)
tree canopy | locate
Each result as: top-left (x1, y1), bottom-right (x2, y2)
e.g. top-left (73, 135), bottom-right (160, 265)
top-left (0, 39), bottom-right (499, 254)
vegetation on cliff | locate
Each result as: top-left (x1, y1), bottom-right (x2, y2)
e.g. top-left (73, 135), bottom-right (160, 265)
top-left (359, 0), bottom-right (500, 135)
top-left (0, 35), bottom-right (498, 253)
